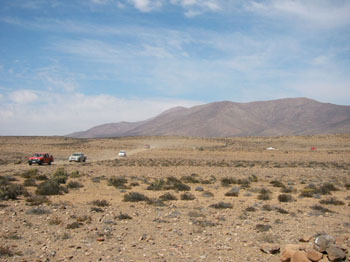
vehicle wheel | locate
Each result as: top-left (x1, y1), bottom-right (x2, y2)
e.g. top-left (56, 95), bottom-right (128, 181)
top-left (48, 161), bottom-right (51, 165)
top-left (39, 161), bottom-right (42, 165)
top-left (83, 159), bottom-right (86, 162)
top-left (29, 162), bottom-right (32, 166)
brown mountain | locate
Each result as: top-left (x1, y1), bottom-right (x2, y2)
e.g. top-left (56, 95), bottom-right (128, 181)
top-left (67, 98), bottom-right (350, 138)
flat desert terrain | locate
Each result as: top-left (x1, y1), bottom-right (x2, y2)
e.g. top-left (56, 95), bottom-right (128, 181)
top-left (0, 135), bottom-right (349, 261)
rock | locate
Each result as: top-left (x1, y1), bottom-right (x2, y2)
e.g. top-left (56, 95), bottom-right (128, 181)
top-left (300, 235), bottom-right (313, 242)
top-left (306, 248), bottom-right (323, 261)
top-left (195, 187), bottom-right (204, 192)
top-left (96, 237), bottom-right (105, 241)
top-left (291, 251), bottom-right (312, 262)
top-left (326, 246), bottom-right (346, 261)
top-left (261, 243), bottom-right (280, 254)
top-left (314, 234), bottom-right (336, 253)
top-left (281, 244), bottom-right (304, 261)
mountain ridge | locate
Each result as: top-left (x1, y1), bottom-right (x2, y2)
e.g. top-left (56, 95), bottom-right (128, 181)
top-left (67, 98), bottom-right (350, 138)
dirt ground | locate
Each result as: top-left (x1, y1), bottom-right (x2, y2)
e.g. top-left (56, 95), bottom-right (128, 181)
top-left (0, 135), bottom-right (349, 261)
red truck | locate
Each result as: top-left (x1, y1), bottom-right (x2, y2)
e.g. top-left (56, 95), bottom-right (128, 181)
top-left (28, 153), bottom-right (54, 165)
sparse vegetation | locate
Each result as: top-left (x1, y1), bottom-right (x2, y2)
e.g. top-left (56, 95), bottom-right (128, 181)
top-left (0, 183), bottom-right (27, 200)
top-left (36, 180), bottom-right (63, 195)
top-left (221, 177), bottom-right (237, 187)
top-left (66, 222), bottom-right (81, 229)
top-left (278, 194), bottom-right (293, 202)
top-left (123, 192), bottom-right (149, 202)
top-left (92, 199), bottom-right (110, 207)
top-left (181, 192), bottom-right (195, 200)
top-left (67, 181), bottom-right (84, 189)
top-left (181, 174), bottom-right (200, 183)
top-left (26, 195), bottom-right (50, 206)
top-left (26, 208), bottom-right (51, 215)
top-left (209, 202), bottom-right (233, 209)
top-left (255, 224), bottom-right (271, 232)
top-left (225, 187), bottom-right (240, 197)
top-left (258, 188), bottom-right (271, 200)
top-left (52, 168), bottom-right (68, 184)
top-left (108, 176), bottom-right (128, 189)
top-left (319, 197), bottom-right (344, 206)
top-left (159, 192), bottom-right (177, 201)
top-left (117, 212), bottom-right (132, 220)
top-left (270, 180), bottom-right (285, 188)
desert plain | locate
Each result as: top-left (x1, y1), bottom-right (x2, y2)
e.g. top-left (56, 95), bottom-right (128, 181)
top-left (0, 134), bottom-right (349, 261)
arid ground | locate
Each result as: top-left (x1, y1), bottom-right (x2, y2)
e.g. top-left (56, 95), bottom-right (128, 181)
top-left (0, 135), bottom-right (349, 261)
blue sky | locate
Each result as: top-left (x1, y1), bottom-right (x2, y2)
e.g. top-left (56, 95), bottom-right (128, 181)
top-left (0, 0), bottom-right (349, 135)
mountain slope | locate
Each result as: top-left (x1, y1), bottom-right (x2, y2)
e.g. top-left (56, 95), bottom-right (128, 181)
top-left (67, 98), bottom-right (350, 138)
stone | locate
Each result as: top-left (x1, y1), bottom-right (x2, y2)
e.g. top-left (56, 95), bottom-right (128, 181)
top-left (291, 251), bottom-right (312, 262)
top-left (281, 244), bottom-right (303, 262)
top-left (300, 235), bottom-right (313, 243)
top-left (261, 243), bottom-right (280, 254)
top-left (326, 246), bottom-right (346, 261)
top-left (314, 234), bottom-right (336, 253)
top-left (306, 248), bottom-right (323, 261)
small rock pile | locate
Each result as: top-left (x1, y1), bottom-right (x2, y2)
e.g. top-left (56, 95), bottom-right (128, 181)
top-left (280, 234), bottom-right (348, 262)
top-left (261, 234), bottom-right (348, 262)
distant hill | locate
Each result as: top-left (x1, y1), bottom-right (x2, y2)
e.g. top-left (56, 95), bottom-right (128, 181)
top-left (67, 98), bottom-right (350, 138)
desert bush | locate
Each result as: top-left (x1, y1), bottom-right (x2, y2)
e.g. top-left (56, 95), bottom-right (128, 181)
top-left (281, 186), bottom-right (295, 193)
top-left (191, 219), bottom-right (217, 227)
top-left (26, 208), bottom-right (51, 215)
top-left (237, 179), bottom-right (251, 188)
top-left (21, 169), bottom-right (39, 178)
top-left (258, 188), bottom-right (271, 200)
top-left (146, 198), bottom-right (165, 206)
top-left (147, 178), bottom-right (165, 191)
top-left (92, 199), bottom-right (110, 207)
top-left (188, 211), bottom-right (205, 218)
top-left (66, 222), bottom-right (81, 229)
top-left (262, 204), bottom-right (273, 211)
top-left (221, 177), bottom-right (237, 187)
top-left (319, 197), bottom-right (344, 206)
top-left (117, 212), bottom-right (132, 220)
top-left (270, 180), bottom-right (285, 188)
top-left (300, 187), bottom-right (315, 198)
top-left (123, 192), bottom-right (149, 202)
top-left (159, 192), bottom-right (177, 201)
top-left (23, 178), bottom-right (37, 187)
top-left (200, 175), bottom-right (216, 184)
top-left (181, 192), bottom-right (195, 200)
top-left (319, 183), bottom-right (338, 195)
top-left (130, 182), bottom-right (140, 187)
top-left (249, 175), bottom-right (258, 182)
top-left (278, 194), bottom-right (293, 202)
top-left (209, 202), bottom-right (233, 209)
top-left (181, 174), bottom-right (200, 184)
top-left (108, 176), bottom-right (128, 189)
top-left (345, 183), bottom-right (350, 190)
top-left (70, 170), bottom-right (81, 178)
top-left (36, 180), bottom-right (62, 195)
top-left (67, 181), bottom-right (83, 189)
top-left (26, 195), bottom-right (50, 206)
top-left (0, 246), bottom-right (13, 257)
top-left (52, 168), bottom-right (68, 184)
top-left (245, 206), bottom-right (257, 212)
top-left (0, 183), bottom-right (27, 200)
top-left (225, 186), bottom-right (240, 197)
top-left (202, 191), bottom-right (214, 197)
top-left (255, 224), bottom-right (271, 232)
top-left (310, 205), bottom-right (333, 213)
top-left (165, 177), bottom-right (190, 191)
top-left (77, 215), bottom-right (91, 223)
top-left (91, 207), bottom-right (104, 212)
top-left (35, 174), bottom-right (48, 181)
top-left (275, 207), bottom-right (288, 214)
top-left (48, 217), bottom-right (62, 225)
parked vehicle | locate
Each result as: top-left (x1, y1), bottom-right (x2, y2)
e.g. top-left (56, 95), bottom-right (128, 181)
top-left (118, 150), bottom-right (127, 157)
top-left (28, 153), bottom-right (54, 165)
top-left (69, 152), bottom-right (87, 162)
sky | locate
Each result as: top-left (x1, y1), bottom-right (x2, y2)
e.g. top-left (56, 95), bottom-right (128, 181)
top-left (0, 0), bottom-right (349, 135)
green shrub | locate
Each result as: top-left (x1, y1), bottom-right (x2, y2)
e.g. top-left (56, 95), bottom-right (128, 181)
top-left (209, 202), bottom-right (233, 209)
top-left (165, 177), bottom-right (190, 191)
top-left (258, 188), bottom-right (271, 200)
top-left (117, 212), bottom-right (132, 220)
top-left (278, 194), bottom-right (293, 202)
top-left (319, 183), bottom-right (338, 195)
top-left (108, 176), bottom-right (128, 189)
top-left (0, 184), bottom-right (27, 200)
top-left (52, 168), bottom-right (68, 184)
top-left (36, 180), bottom-right (62, 195)
top-left (147, 179), bottom-right (165, 191)
top-left (21, 169), bottom-right (39, 178)
top-left (181, 192), bottom-right (195, 200)
top-left (123, 192), bottom-right (149, 202)
top-left (67, 181), bottom-right (83, 189)
top-left (91, 199), bottom-right (110, 207)
top-left (270, 180), bottom-right (285, 188)
top-left (319, 197), bottom-right (344, 206)
top-left (237, 179), bottom-right (251, 188)
top-left (23, 178), bottom-right (37, 187)
top-left (181, 174), bottom-right (200, 183)
top-left (159, 192), bottom-right (177, 201)
top-left (26, 195), bottom-right (50, 206)
top-left (221, 177), bottom-right (237, 187)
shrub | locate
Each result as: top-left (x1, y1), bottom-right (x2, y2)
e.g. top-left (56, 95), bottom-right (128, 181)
top-left (26, 195), bottom-right (50, 206)
top-left (345, 183), bottom-right (350, 190)
top-left (108, 176), bottom-right (128, 189)
top-left (281, 187), bottom-right (294, 193)
top-left (202, 191), bottom-right (214, 197)
top-left (92, 199), bottom-right (110, 207)
top-left (225, 186), bottom-right (240, 197)
top-left (237, 179), bottom-right (251, 188)
top-left (123, 192), bottom-right (149, 202)
top-left (48, 217), bottom-right (62, 225)
top-left (0, 246), bottom-right (13, 257)
top-left (270, 180), bottom-right (285, 188)
top-left (258, 188), bottom-right (271, 200)
top-left (117, 212), bottom-right (132, 220)
top-left (200, 175), bottom-right (216, 184)
top-left (300, 187), bottom-right (315, 198)
top-left (0, 184), bottom-right (27, 200)
top-left (165, 177), bottom-right (190, 191)
top-left (245, 206), bottom-right (257, 212)
top-left (221, 177), bottom-right (237, 187)
top-left (26, 208), bottom-right (51, 215)
top-left (209, 202), bottom-right (233, 209)
top-left (249, 175), bottom-right (258, 182)
top-left (181, 174), bottom-right (200, 184)
top-left (159, 192), bottom-right (177, 201)
top-left (181, 192), bottom-right (195, 200)
top-left (66, 222), bottom-right (81, 229)
top-left (147, 179), bottom-right (165, 191)
top-left (319, 197), bottom-right (344, 206)
top-left (36, 180), bottom-right (62, 195)
top-left (255, 224), bottom-right (271, 232)
top-left (52, 168), bottom-right (68, 184)
top-left (91, 207), bottom-right (104, 212)
top-left (275, 207), bottom-right (288, 214)
top-left (21, 169), bottom-right (39, 178)
top-left (67, 181), bottom-right (83, 189)
top-left (319, 183), bottom-right (338, 195)
top-left (262, 204), bottom-right (273, 211)
top-left (23, 178), bottom-right (37, 187)
top-left (310, 205), bottom-right (333, 213)
top-left (278, 194), bottom-right (293, 202)
top-left (70, 170), bottom-right (81, 178)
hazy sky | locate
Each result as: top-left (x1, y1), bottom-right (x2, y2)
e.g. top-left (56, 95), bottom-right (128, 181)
top-left (0, 0), bottom-right (349, 135)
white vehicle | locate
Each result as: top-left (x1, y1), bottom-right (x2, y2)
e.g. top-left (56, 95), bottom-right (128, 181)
top-left (69, 152), bottom-right (87, 162)
top-left (118, 150), bottom-right (127, 157)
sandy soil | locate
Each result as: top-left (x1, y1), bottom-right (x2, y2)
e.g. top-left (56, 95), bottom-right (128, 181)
top-left (0, 135), bottom-right (349, 261)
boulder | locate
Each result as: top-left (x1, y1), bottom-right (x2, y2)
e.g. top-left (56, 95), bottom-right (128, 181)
top-left (314, 234), bottom-right (336, 253)
top-left (291, 251), bottom-right (311, 262)
top-left (261, 243), bottom-right (280, 254)
top-left (306, 248), bottom-right (323, 261)
top-left (281, 244), bottom-right (304, 262)
top-left (326, 246), bottom-right (346, 261)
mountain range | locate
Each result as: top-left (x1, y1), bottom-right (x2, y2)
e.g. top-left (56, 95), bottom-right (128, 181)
top-left (67, 98), bottom-right (350, 138)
